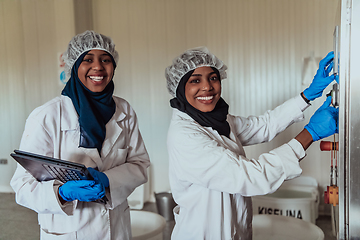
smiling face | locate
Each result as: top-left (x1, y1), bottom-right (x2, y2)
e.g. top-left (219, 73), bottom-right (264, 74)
top-left (185, 66), bottom-right (221, 112)
top-left (77, 49), bottom-right (114, 92)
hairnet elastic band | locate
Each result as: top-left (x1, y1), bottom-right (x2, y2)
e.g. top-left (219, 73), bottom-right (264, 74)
top-left (71, 47), bottom-right (117, 69)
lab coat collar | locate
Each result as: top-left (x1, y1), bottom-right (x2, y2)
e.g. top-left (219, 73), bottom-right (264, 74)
top-left (173, 107), bottom-right (229, 122)
top-left (60, 95), bottom-right (79, 131)
top-left (101, 102), bottom-right (126, 158)
top-left (172, 108), bottom-right (237, 142)
top-left (60, 95), bottom-right (126, 165)
top-left (60, 95), bottom-right (126, 129)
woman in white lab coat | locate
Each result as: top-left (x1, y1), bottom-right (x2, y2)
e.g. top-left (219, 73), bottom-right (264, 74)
top-left (10, 30), bottom-right (150, 240)
top-left (165, 47), bottom-right (338, 239)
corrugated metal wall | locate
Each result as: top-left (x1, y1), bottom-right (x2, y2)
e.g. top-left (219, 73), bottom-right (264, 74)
top-left (0, 0), bottom-right (339, 213)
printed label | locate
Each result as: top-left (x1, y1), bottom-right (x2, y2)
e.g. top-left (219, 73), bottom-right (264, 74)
top-left (258, 207), bottom-right (303, 219)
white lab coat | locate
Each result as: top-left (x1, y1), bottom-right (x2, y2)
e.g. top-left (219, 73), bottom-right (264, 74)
top-left (11, 95), bottom-right (150, 240)
top-left (167, 95), bottom-right (309, 240)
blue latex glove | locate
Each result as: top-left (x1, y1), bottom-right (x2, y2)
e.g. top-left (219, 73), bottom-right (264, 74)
top-left (59, 180), bottom-right (105, 202)
top-left (88, 167), bottom-right (109, 188)
top-left (304, 96), bottom-right (339, 141)
top-left (303, 51), bottom-right (336, 101)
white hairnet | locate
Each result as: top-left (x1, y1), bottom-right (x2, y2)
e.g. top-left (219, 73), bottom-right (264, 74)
top-left (165, 46), bottom-right (228, 97)
top-left (62, 30), bottom-right (119, 77)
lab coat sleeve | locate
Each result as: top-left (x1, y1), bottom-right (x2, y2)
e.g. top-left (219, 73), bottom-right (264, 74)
top-left (104, 105), bottom-right (150, 209)
top-left (10, 116), bottom-right (75, 215)
top-left (168, 122), bottom-right (304, 196)
top-left (233, 94), bottom-right (309, 146)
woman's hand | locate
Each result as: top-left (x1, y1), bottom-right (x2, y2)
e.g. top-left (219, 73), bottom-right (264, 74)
top-left (303, 51), bottom-right (337, 101)
top-left (304, 96), bottom-right (339, 142)
top-left (58, 180), bottom-right (105, 202)
top-left (87, 167), bottom-right (109, 188)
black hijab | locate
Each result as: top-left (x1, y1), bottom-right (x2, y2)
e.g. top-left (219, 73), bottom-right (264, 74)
top-left (170, 67), bottom-right (231, 138)
top-left (61, 51), bottom-right (116, 155)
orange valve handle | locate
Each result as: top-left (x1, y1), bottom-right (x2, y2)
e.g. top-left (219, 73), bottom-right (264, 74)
top-left (328, 185), bottom-right (339, 207)
top-left (324, 185), bottom-right (339, 206)
top-left (320, 141), bottom-right (338, 151)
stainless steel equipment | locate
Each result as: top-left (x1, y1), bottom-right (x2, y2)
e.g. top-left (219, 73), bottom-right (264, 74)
top-left (338, 0), bottom-right (360, 239)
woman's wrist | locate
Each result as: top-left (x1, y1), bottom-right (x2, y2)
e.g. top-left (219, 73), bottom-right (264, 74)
top-left (58, 187), bottom-right (68, 205)
top-left (295, 128), bottom-right (313, 150)
top-left (300, 92), bottom-right (310, 104)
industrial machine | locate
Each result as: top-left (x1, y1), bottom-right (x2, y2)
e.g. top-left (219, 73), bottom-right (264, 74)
top-left (322, 1), bottom-right (360, 239)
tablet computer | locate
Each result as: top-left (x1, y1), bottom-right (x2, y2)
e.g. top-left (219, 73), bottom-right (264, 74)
top-left (10, 149), bottom-right (91, 182)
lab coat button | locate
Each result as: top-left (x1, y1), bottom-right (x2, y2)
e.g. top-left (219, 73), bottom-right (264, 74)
top-left (101, 209), bottom-right (107, 215)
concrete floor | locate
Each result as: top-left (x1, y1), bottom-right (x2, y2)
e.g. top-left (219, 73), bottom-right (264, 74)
top-left (0, 192), bottom-right (335, 240)
top-left (0, 193), bottom-right (40, 240)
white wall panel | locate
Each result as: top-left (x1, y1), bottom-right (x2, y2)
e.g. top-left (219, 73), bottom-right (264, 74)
top-left (0, 0), bottom-right (26, 191)
top-left (0, 0), bottom-right (339, 214)
top-left (0, 0), bottom-right (74, 192)
top-left (144, 0), bottom-right (171, 193)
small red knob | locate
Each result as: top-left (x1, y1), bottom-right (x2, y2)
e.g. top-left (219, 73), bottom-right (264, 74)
top-left (320, 141), bottom-right (338, 151)
top-left (324, 190), bottom-right (329, 204)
